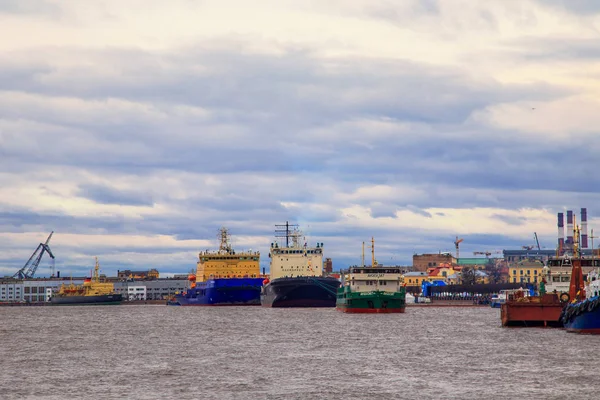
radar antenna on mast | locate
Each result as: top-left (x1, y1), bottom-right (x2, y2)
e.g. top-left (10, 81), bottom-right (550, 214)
top-left (275, 221), bottom-right (300, 248)
top-left (13, 231), bottom-right (55, 279)
top-left (217, 227), bottom-right (233, 254)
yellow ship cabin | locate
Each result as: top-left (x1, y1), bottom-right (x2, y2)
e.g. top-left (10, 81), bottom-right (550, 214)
top-left (195, 227), bottom-right (261, 282)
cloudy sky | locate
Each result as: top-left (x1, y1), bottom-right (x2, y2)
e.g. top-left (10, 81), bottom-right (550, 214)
top-left (1, 0), bottom-right (600, 278)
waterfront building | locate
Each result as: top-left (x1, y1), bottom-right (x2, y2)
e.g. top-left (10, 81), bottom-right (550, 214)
top-left (427, 264), bottom-right (460, 281)
top-left (412, 253), bottom-right (456, 272)
top-left (117, 269), bottom-right (159, 280)
top-left (403, 271), bottom-right (430, 286)
top-left (502, 249), bottom-right (556, 264)
top-left (508, 260), bottom-right (545, 284)
top-left (456, 258), bottom-right (492, 270)
top-left (1, 278), bottom-right (86, 302)
top-left (113, 279), bottom-right (189, 300)
top-left (1, 277), bottom-right (189, 303)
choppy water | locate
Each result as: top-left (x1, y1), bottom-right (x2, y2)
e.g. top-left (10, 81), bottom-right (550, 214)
top-left (1, 305), bottom-right (599, 399)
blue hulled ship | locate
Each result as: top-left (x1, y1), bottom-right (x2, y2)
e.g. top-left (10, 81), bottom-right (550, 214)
top-left (559, 221), bottom-right (600, 333)
top-left (561, 264), bottom-right (600, 333)
top-left (171, 227), bottom-right (264, 306)
top-left (174, 277), bottom-right (265, 306)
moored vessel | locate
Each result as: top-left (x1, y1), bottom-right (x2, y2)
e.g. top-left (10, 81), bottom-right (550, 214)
top-left (336, 238), bottom-right (406, 313)
top-left (560, 221), bottom-right (600, 333)
top-left (50, 258), bottom-right (123, 306)
top-left (261, 222), bottom-right (340, 308)
top-left (499, 284), bottom-right (564, 328)
top-left (172, 227), bottom-right (264, 306)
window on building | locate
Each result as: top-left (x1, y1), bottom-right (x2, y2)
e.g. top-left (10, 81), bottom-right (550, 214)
top-left (512, 270), bottom-right (516, 275)
top-left (520, 270), bottom-right (523, 275)
top-left (527, 270), bottom-right (530, 275)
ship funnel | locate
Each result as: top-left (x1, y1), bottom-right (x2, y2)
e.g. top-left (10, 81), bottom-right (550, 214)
top-left (581, 208), bottom-right (588, 248)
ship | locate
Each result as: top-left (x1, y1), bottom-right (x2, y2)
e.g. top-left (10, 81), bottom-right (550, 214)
top-left (172, 227), bottom-right (264, 306)
top-left (261, 222), bottom-right (340, 308)
top-left (560, 219), bottom-right (600, 333)
top-left (50, 258), bottom-right (123, 305)
top-left (336, 238), bottom-right (406, 313)
top-left (499, 282), bottom-right (564, 328)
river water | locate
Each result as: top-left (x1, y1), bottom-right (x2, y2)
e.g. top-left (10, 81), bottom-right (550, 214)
top-left (1, 305), bottom-right (598, 399)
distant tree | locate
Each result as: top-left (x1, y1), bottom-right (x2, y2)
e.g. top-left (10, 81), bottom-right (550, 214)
top-left (461, 266), bottom-right (478, 285)
top-left (484, 263), bottom-right (502, 284)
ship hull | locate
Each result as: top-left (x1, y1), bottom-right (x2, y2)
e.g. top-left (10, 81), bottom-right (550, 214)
top-left (562, 298), bottom-right (600, 333)
top-left (50, 294), bottom-right (123, 306)
top-left (336, 290), bottom-right (406, 313)
top-left (500, 294), bottom-right (563, 327)
top-left (173, 278), bottom-right (264, 306)
top-left (261, 276), bottom-right (340, 308)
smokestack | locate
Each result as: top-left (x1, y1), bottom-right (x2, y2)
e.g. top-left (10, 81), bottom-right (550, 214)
top-left (558, 212), bottom-right (564, 255)
top-left (567, 210), bottom-right (574, 246)
top-left (581, 208), bottom-right (588, 248)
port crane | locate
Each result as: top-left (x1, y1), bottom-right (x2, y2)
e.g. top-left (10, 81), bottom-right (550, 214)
top-left (12, 231), bottom-right (55, 279)
top-left (523, 233), bottom-right (543, 251)
top-left (473, 250), bottom-right (502, 257)
top-left (454, 236), bottom-right (463, 259)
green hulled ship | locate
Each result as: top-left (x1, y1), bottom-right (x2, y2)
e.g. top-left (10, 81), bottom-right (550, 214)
top-left (336, 238), bottom-right (406, 314)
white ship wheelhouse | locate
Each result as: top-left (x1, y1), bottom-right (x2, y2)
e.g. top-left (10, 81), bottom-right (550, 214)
top-left (268, 223), bottom-right (324, 280)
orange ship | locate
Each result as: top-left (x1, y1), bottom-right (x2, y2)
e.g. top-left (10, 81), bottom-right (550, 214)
top-left (500, 286), bottom-right (565, 328)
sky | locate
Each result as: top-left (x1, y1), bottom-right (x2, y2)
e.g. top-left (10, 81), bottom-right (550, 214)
top-left (1, 0), bottom-right (600, 278)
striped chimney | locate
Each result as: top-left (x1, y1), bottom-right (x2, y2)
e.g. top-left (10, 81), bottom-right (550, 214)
top-left (581, 208), bottom-right (588, 248)
top-left (567, 210), bottom-right (574, 246)
top-left (558, 212), bottom-right (565, 255)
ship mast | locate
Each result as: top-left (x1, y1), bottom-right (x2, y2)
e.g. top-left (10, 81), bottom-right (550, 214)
top-left (568, 216), bottom-right (586, 301)
top-left (218, 227), bottom-right (232, 254)
top-left (371, 237), bottom-right (375, 268)
top-left (362, 241), bottom-right (365, 268)
top-left (94, 256), bottom-right (100, 282)
top-left (275, 221), bottom-right (299, 248)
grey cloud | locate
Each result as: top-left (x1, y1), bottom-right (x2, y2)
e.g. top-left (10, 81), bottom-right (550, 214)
top-left (77, 183), bottom-right (154, 206)
top-left (2, 27), bottom-right (600, 274)
top-left (0, 0), bottom-right (60, 15)
top-left (490, 214), bottom-right (527, 226)
top-left (538, 0), bottom-right (600, 14)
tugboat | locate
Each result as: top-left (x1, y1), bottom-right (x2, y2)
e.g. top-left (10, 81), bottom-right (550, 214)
top-left (560, 221), bottom-right (600, 333)
top-left (172, 227), bottom-right (264, 306)
top-left (336, 238), bottom-right (406, 313)
top-left (50, 257), bottom-right (123, 305)
top-left (261, 222), bottom-right (340, 308)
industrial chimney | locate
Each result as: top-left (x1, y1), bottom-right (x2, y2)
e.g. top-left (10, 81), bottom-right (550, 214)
top-left (567, 210), bottom-right (574, 249)
top-left (581, 208), bottom-right (588, 248)
top-left (558, 212), bottom-right (565, 255)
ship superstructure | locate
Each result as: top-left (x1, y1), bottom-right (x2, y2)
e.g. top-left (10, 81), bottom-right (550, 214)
top-left (336, 238), bottom-right (406, 313)
top-left (268, 223), bottom-right (324, 280)
top-left (261, 222), bottom-right (340, 308)
top-left (196, 227), bottom-right (261, 281)
top-left (50, 257), bottom-right (123, 305)
top-left (173, 227), bottom-right (264, 306)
